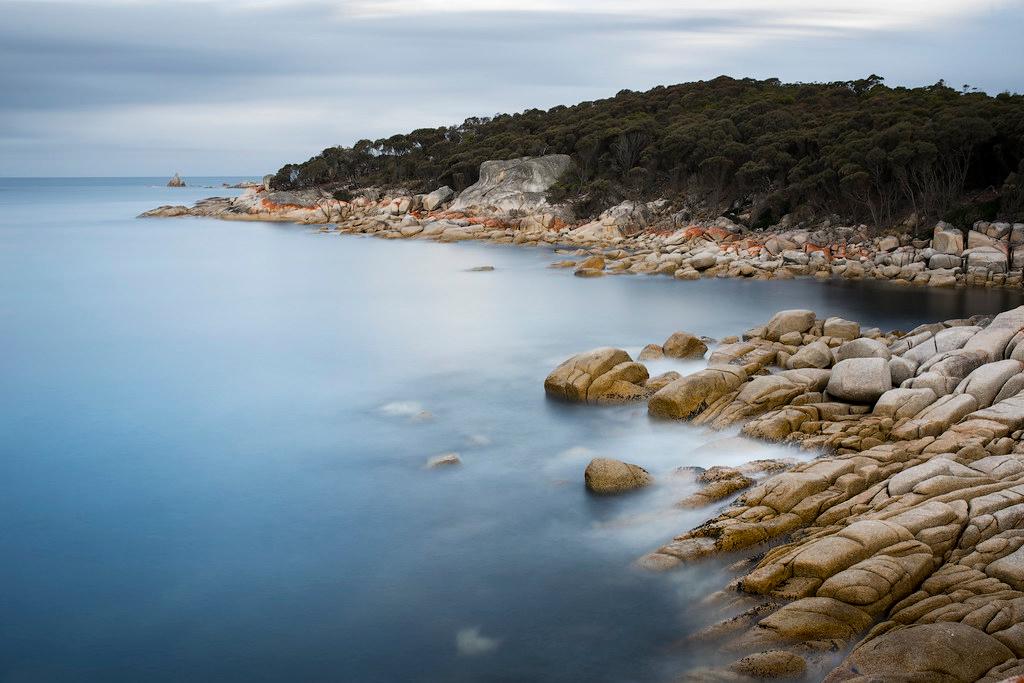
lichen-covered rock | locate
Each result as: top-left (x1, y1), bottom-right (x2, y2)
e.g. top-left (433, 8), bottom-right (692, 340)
top-left (584, 458), bottom-right (652, 494)
top-left (450, 155), bottom-right (573, 214)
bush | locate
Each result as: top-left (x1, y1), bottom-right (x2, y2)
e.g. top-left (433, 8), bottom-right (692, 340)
top-left (271, 76), bottom-right (1024, 224)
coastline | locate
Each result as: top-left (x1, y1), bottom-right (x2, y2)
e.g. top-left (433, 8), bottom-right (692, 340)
top-left (141, 170), bottom-right (1024, 680)
top-left (141, 183), bottom-right (1024, 293)
top-left (545, 308), bottom-right (1024, 681)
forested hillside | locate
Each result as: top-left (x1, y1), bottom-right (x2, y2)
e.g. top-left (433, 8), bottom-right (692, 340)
top-left (270, 76), bottom-right (1024, 229)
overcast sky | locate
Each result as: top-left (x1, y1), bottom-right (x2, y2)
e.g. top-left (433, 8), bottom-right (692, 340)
top-left (3, 0), bottom-right (1023, 177)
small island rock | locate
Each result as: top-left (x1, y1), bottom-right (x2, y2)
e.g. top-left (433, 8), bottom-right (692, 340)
top-left (584, 458), bottom-right (652, 494)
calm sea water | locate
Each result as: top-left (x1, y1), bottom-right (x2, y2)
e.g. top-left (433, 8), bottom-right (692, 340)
top-left (2, 178), bottom-right (1022, 682)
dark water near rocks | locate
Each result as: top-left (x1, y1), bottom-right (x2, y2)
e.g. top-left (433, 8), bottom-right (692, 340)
top-left (3, 178), bottom-right (1023, 682)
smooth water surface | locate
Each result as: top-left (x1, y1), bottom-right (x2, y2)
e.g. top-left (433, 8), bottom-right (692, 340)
top-left (3, 178), bottom-right (1023, 682)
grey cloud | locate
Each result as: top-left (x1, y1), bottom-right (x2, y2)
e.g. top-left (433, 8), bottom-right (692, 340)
top-left (1, 1), bottom-right (1022, 176)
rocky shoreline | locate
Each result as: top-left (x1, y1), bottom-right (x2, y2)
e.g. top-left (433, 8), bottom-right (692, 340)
top-left (143, 156), bottom-right (1024, 679)
top-left (141, 155), bottom-right (1024, 292)
top-left (546, 307), bottom-right (1024, 681)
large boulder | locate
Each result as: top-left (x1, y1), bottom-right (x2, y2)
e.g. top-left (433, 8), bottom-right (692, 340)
top-left (649, 366), bottom-right (747, 419)
top-left (584, 458), bottom-right (652, 494)
top-left (422, 185), bottom-right (454, 211)
top-left (964, 306), bottom-right (1024, 361)
top-left (450, 155), bottom-right (573, 213)
top-left (823, 623), bottom-right (1014, 683)
top-left (933, 222), bottom-right (964, 255)
top-left (965, 246), bottom-right (1009, 273)
top-left (954, 359), bottom-right (1024, 408)
top-left (662, 332), bottom-right (708, 359)
top-left (873, 387), bottom-right (938, 420)
top-left (167, 172), bottom-right (186, 188)
top-left (786, 340), bottom-right (832, 369)
top-left (823, 317), bottom-right (860, 341)
top-left (827, 357), bottom-right (892, 403)
top-left (835, 337), bottom-right (892, 362)
top-left (544, 348), bottom-right (632, 402)
top-left (765, 310), bottom-right (816, 342)
top-left (585, 361), bottom-right (650, 403)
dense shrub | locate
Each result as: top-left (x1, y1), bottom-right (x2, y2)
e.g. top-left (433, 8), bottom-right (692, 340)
top-left (272, 76), bottom-right (1024, 225)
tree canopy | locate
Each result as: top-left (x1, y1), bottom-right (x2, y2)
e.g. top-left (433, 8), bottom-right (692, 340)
top-left (271, 76), bottom-right (1024, 228)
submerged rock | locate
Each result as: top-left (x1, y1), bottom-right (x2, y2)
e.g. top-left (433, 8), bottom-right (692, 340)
top-left (426, 453), bottom-right (461, 468)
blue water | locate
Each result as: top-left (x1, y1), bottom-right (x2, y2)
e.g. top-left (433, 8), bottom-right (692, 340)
top-left (2, 178), bottom-right (1022, 682)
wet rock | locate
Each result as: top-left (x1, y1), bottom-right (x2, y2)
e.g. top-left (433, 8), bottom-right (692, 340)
top-left (649, 366), bottom-right (747, 419)
top-left (662, 331), bottom-right (708, 359)
top-left (637, 343), bottom-right (664, 361)
top-left (586, 361), bottom-right (650, 403)
top-left (584, 458), bottom-right (652, 494)
top-left (426, 452), bottom-right (461, 468)
top-left (544, 348), bottom-right (632, 402)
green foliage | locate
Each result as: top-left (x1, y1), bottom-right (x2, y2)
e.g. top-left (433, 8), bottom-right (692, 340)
top-left (273, 76), bottom-right (1024, 224)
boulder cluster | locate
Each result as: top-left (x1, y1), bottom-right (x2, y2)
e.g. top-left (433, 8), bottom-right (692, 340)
top-left (142, 156), bottom-right (1024, 292)
top-left (546, 306), bottom-right (1024, 681)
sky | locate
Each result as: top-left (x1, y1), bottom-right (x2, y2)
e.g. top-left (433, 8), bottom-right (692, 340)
top-left (2, 0), bottom-right (1023, 177)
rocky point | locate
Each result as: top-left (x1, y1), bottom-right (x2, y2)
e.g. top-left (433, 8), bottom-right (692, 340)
top-left (546, 305), bottom-right (1024, 681)
top-left (141, 155), bottom-right (1024, 293)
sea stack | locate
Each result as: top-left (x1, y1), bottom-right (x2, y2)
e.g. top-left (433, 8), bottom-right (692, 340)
top-left (167, 173), bottom-right (185, 187)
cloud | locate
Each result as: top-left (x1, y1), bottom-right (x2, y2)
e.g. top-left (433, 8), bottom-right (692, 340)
top-left (1, 0), bottom-right (1021, 175)
top-left (455, 626), bottom-right (501, 656)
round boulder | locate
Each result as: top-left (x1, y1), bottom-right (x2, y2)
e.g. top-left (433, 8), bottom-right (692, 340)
top-left (835, 337), bottom-right (892, 362)
top-left (584, 458), bottom-right (653, 494)
top-left (827, 357), bottom-right (892, 403)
